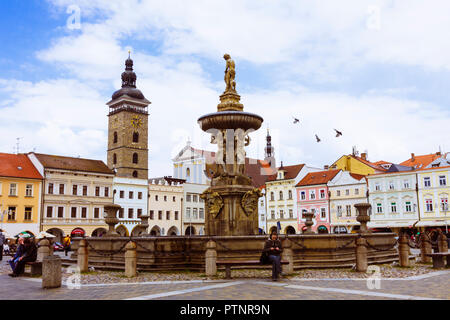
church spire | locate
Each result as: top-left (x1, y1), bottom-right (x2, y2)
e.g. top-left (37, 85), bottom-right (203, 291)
top-left (122, 52), bottom-right (137, 88)
top-left (265, 127), bottom-right (275, 167)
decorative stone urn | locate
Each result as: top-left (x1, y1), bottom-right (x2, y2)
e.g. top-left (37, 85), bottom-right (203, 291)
top-left (137, 214), bottom-right (150, 237)
top-left (302, 210), bottom-right (315, 234)
top-left (354, 203), bottom-right (372, 234)
top-left (103, 204), bottom-right (121, 237)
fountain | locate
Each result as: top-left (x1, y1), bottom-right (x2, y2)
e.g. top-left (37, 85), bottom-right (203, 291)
top-left (199, 54), bottom-right (263, 236)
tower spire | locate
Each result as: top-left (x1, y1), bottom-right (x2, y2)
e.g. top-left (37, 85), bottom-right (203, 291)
top-left (264, 128), bottom-right (275, 167)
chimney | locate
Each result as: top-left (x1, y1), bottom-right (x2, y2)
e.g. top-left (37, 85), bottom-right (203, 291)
top-left (361, 153), bottom-right (367, 160)
top-left (324, 165), bottom-right (329, 170)
top-left (411, 153), bottom-right (415, 161)
top-left (436, 151), bottom-right (442, 156)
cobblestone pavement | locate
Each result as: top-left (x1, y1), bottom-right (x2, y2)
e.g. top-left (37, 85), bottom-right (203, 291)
top-left (0, 268), bottom-right (448, 300)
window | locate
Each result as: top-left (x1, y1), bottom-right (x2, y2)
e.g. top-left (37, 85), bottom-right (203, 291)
top-left (345, 189), bottom-right (349, 196)
top-left (166, 211), bottom-right (170, 220)
top-left (9, 183), bottom-right (17, 196)
top-left (186, 194), bottom-right (191, 202)
top-left (424, 177), bottom-right (431, 187)
top-left (129, 191), bottom-right (133, 199)
top-left (137, 208), bottom-right (142, 217)
top-left (288, 190), bottom-right (293, 200)
top-left (132, 153), bottom-right (138, 164)
top-left (186, 208), bottom-right (191, 219)
top-left (354, 188), bottom-right (359, 195)
top-left (376, 203), bottom-right (383, 213)
top-left (441, 198), bottom-right (448, 211)
top-left (138, 192), bottom-right (143, 200)
top-left (439, 176), bottom-right (447, 186)
top-left (149, 210), bottom-right (154, 219)
top-left (119, 208), bottom-right (124, 219)
top-left (133, 132), bottom-right (139, 143)
top-left (271, 210), bottom-right (275, 219)
top-left (158, 210), bottom-right (162, 220)
top-left (173, 196), bottom-right (176, 202)
top-left (128, 208), bottom-right (134, 219)
top-left (113, 154), bottom-right (117, 164)
top-left (375, 183), bottom-right (381, 191)
top-left (155, 195), bottom-right (159, 201)
top-left (83, 185), bottom-right (88, 196)
top-left (59, 184), bottom-right (65, 195)
top-left (48, 183), bottom-right (54, 194)
top-left (336, 190), bottom-right (341, 197)
top-left (389, 181), bottom-right (395, 190)
top-left (164, 196), bottom-right (167, 202)
top-left (132, 171), bottom-right (138, 178)
top-left (81, 207), bottom-right (87, 218)
top-left (280, 210), bottom-right (284, 218)
top-left (337, 205), bottom-right (342, 217)
top-left (403, 180), bottom-right (410, 189)
top-left (104, 187), bottom-right (109, 197)
top-left (46, 206), bottom-right (53, 218)
top-left (25, 184), bottom-right (33, 197)
top-left (71, 207), bottom-right (77, 218)
top-left (120, 190), bottom-right (124, 198)
top-left (321, 208), bottom-right (326, 219)
top-left (113, 131), bottom-right (118, 144)
top-left (289, 209), bottom-right (293, 219)
top-left (426, 199), bottom-right (433, 212)
top-left (391, 202), bottom-right (397, 213)
top-left (405, 201), bottom-right (412, 212)
top-left (94, 208), bottom-right (100, 219)
top-left (57, 207), bottom-right (64, 218)
top-left (270, 192), bottom-right (274, 201)
top-left (8, 206), bottom-right (16, 220)
top-left (186, 168), bottom-right (190, 177)
top-left (175, 211), bottom-right (179, 220)
top-left (300, 191), bottom-right (306, 200)
top-left (193, 208), bottom-right (198, 219)
top-left (193, 195), bottom-right (198, 202)
top-left (279, 191), bottom-right (283, 200)
top-left (95, 186), bottom-right (100, 197)
top-left (23, 207), bottom-right (32, 220)
top-left (73, 184), bottom-right (78, 196)
top-left (199, 208), bottom-right (204, 219)
top-left (346, 205), bottom-right (351, 217)
top-left (310, 190), bottom-right (316, 200)
top-left (320, 190), bottom-right (326, 199)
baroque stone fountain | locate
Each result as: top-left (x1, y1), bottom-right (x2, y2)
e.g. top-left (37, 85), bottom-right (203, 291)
top-left (199, 54), bottom-right (263, 236)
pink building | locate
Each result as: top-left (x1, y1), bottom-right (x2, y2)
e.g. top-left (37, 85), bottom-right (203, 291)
top-left (296, 169), bottom-right (341, 233)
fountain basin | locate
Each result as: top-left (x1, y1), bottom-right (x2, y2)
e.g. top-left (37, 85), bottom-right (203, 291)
top-left (198, 111), bottom-right (263, 131)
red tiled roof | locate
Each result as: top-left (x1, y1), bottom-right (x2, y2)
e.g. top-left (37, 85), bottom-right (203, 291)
top-left (32, 153), bottom-right (114, 175)
top-left (0, 153), bottom-right (43, 180)
top-left (400, 153), bottom-right (441, 168)
top-left (296, 169), bottom-right (341, 187)
top-left (267, 164), bottom-right (305, 182)
top-left (349, 173), bottom-right (366, 181)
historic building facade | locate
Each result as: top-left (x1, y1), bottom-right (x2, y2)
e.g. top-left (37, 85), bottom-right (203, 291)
top-left (331, 152), bottom-right (387, 175)
top-left (0, 153), bottom-right (43, 237)
top-left (327, 171), bottom-right (367, 233)
top-left (148, 177), bottom-right (184, 236)
top-left (28, 153), bottom-right (114, 241)
top-left (182, 182), bottom-right (208, 236)
top-left (266, 163), bottom-right (321, 234)
top-left (296, 169), bottom-right (341, 234)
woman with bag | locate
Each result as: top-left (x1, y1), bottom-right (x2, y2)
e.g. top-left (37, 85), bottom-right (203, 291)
top-left (263, 231), bottom-right (283, 281)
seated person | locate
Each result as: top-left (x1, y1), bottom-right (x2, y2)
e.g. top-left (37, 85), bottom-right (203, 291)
top-left (9, 237), bottom-right (24, 271)
top-left (3, 243), bottom-right (10, 255)
top-left (9, 238), bottom-right (37, 277)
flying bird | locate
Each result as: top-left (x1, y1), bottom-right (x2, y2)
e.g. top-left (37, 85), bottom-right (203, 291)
top-left (334, 129), bottom-right (343, 137)
top-left (315, 134), bottom-right (321, 143)
top-left (292, 116), bottom-right (300, 124)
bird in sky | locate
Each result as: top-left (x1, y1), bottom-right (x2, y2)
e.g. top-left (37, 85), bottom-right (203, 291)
top-left (334, 129), bottom-right (343, 137)
top-left (315, 134), bottom-right (321, 142)
top-left (292, 116), bottom-right (300, 124)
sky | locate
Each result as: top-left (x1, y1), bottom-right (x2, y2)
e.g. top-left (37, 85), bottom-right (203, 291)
top-left (0, 0), bottom-right (449, 177)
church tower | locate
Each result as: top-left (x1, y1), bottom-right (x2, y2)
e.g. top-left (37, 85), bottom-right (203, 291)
top-left (264, 128), bottom-right (275, 167)
top-left (106, 54), bottom-right (150, 179)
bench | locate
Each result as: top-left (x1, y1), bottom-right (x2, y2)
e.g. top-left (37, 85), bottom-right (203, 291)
top-left (426, 252), bottom-right (450, 269)
top-left (217, 260), bottom-right (289, 279)
top-left (25, 261), bottom-right (42, 276)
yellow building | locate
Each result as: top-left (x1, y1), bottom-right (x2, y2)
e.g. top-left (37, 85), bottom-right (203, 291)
top-left (0, 153), bottom-right (43, 237)
top-left (417, 166), bottom-right (450, 229)
top-left (331, 153), bottom-right (388, 176)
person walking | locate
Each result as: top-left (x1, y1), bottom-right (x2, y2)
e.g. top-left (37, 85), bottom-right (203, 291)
top-left (63, 234), bottom-right (71, 256)
top-left (263, 231), bottom-right (283, 281)
top-left (9, 238), bottom-right (37, 277)
top-left (0, 229), bottom-right (5, 261)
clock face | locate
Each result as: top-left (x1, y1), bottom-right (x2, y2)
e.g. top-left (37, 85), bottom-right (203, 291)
top-left (131, 116), bottom-right (142, 128)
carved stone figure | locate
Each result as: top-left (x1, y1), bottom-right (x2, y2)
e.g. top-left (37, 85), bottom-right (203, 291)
top-left (201, 191), bottom-right (224, 218)
top-left (223, 54), bottom-right (236, 92)
top-left (241, 188), bottom-right (262, 216)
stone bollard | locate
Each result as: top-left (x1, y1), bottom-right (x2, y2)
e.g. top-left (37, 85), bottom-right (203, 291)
top-left (420, 233), bottom-right (432, 263)
top-left (355, 237), bottom-right (368, 272)
top-left (77, 239), bottom-right (89, 273)
top-left (125, 241), bottom-right (137, 278)
top-left (398, 233), bottom-right (410, 267)
top-left (205, 240), bottom-right (217, 277)
top-left (437, 231), bottom-right (448, 253)
top-left (42, 255), bottom-right (62, 289)
top-left (37, 239), bottom-right (51, 262)
top-left (281, 238), bottom-right (294, 274)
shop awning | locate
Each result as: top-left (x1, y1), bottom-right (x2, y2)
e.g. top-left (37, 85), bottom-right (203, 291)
top-left (416, 220), bottom-right (449, 227)
top-left (367, 221), bottom-right (417, 228)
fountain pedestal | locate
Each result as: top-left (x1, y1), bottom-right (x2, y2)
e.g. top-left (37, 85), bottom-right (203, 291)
top-left (355, 203), bottom-right (372, 234)
top-left (104, 204), bottom-right (121, 237)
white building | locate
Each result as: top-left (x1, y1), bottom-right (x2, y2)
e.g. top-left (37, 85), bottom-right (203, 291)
top-left (258, 186), bottom-right (267, 234)
top-left (182, 183), bottom-right (209, 235)
top-left (113, 177), bottom-right (148, 236)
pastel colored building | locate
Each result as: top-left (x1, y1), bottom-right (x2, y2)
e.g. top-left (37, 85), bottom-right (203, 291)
top-left (0, 153), bottom-right (43, 237)
top-left (331, 152), bottom-right (387, 176)
top-left (327, 171), bottom-right (367, 234)
top-left (296, 169), bottom-right (341, 234)
top-left (182, 182), bottom-right (209, 236)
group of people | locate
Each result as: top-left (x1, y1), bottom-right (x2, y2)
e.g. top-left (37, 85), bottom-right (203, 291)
top-left (1, 229), bottom-right (38, 277)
